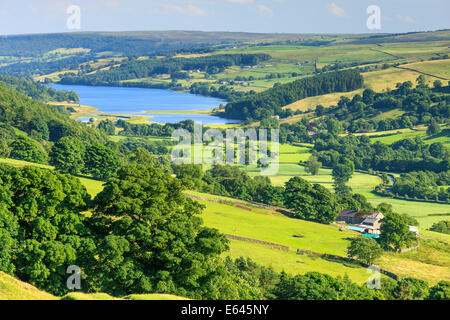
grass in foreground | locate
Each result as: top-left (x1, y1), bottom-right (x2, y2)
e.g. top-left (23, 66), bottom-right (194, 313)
top-left (0, 272), bottom-right (57, 300)
top-left (226, 239), bottom-right (374, 285)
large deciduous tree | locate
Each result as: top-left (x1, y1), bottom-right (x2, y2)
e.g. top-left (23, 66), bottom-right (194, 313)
top-left (347, 237), bottom-right (383, 265)
top-left (284, 177), bottom-right (339, 223)
top-left (0, 164), bottom-right (94, 296)
top-left (88, 165), bottom-right (236, 298)
top-left (304, 155), bottom-right (322, 176)
top-left (50, 136), bottom-right (86, 175)
top-left (379, 211), bottom-right (413, 252)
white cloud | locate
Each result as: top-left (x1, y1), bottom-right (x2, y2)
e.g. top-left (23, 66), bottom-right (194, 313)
top-left (227, 0), bottom-right (255, 3)
top-left (328, 2), bottom-right (345, 17)
top-left (396, 14), bottom-right (415, 24)
top-left (157, 4), bottom-right (208, 16)
top-left (258, 5), bottom-right (273, 17)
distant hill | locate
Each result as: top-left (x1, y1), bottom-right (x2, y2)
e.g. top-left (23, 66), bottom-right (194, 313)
top-left (0, 31), bottom-right (310, 57)
top-left (0, 82), bottom-right (106, 143)
top-left (1, 30), bottom-right (448, 58)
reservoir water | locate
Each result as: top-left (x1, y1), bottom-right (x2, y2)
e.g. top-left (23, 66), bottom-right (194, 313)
top-left (48, 84), bottom-right (239, 125)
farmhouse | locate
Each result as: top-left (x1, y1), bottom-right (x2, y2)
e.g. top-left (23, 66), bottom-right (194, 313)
top-left (337, 210), bottom-right (384, 235)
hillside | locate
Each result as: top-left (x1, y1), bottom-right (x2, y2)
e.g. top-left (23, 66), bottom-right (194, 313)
top-left (0, 272), bottom-right (57, 300)
top-left (0, 271), bottom-right (188, 300)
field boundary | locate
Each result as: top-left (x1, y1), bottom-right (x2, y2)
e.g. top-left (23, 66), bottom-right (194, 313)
top-left (186, 192), bottom-right (297, 217)
top-left (394, 65), bottom-right (449, 81)
top-left (296, 249), bottom-right (400, 280)
top-left (225, 234), bottom-right (290, 252)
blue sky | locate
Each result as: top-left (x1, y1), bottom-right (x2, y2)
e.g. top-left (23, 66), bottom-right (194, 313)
top-left (0, 0), bottom-right (449, 35)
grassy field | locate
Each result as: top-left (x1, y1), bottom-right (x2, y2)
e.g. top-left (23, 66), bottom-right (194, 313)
top-left (0, 271), bottom-right (189, 300)
top-left (284, 90), bottom-right (363, 111)
top-left (283, 65), bottom-right (440, 112)
top-left (354, 125), bottom-right (449, 148)
top-left (0, 158), bottom-right (104, 198)
top-left (400, 59), bottom-right (450, 80)
top-left (376, 237), bottom-right (450, 285)
top-left (197, 196), bottom-right (359, 256)
top-left (226, 239), bottom-right (373, 284)
top-left (0, 272), bottom-right (57, 300)
top-left (2, 156), bottom-right (447, 228)
top-left (193, 191), bottom-right (450, 285)
top-left (366, 197), bottom-right (450, 228)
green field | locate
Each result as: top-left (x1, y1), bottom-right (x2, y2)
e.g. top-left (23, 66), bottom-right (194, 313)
top-left (0, 272), bottom-right (57, 300)
top-left (192, 191), bottom-right (450, 285)
top-left (226, 239), bottom-right (373, 284)
top-left (0, 271), bottom-right (189, 300)
top-left (197, 196), bottom-right (358, 256)
top-left (366, 197), bottom-right (450, 228)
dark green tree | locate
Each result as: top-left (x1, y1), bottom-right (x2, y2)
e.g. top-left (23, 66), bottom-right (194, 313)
top-left (284, 177), bottom-right (340, 223)
top-left (89, 165), bottom-right (238, 299)
top-left (379, 212), bottom-right (412, 252)
top-left (9, 136), bottom-right (47, 164)
top-left (97, 120), bottom-right (116, 135)
top-left (394, 278), bottom-right (429, 300)
top-left (427, 281), bottom-right (449, 300)
top-left (0, 164), bottom-right (94, 296)
top-left (304, 155), bottom-right (322, 176)
top-left (427, 119), bottom-right (441, 136)
top-left (84, 144), bottom-right (120, 179)
top-left (347, 237), bottom-right (383, 265)
top-left (49, 136), bottom-right (86, 175)
top-left (332, 158), bottom-right (354, 195)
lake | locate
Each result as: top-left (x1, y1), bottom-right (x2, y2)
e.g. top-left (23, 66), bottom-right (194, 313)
top-left (48, 84), bottom-right (239, 125)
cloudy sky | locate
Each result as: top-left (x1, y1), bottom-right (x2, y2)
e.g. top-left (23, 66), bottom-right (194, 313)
top-left (0, 0), bottom-right (448, 35)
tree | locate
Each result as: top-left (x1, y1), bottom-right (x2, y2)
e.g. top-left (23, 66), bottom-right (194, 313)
top-left (433, 80), bottom-right (442, 89)
top-left (332, 158), bottom-right (354, 195)
top-left (9, 136), bottom-right (47, 164)
top-left (315, 105), bottom-right (325, 117)
top-left (416, 75), bottom-right (426, 86)
top-left (427, 119), bottom-right (441, 136)
top-left (84, 144), bottom-right (120, 179)
top-left (429, 142), bottom-right (447, 159)
top-left (379, 212), bottom-right (412, 252)
top-left (304, 156), bottom-right (322, 176)
top-left (394, 278), bottom-right (429, 300)
top-left (427, 281), bottom-right (450, 300)
top-left (271, 272), bottom-right (376, 300)
top-left (89, 165), bottom-right (235, 299)
top-left (97, 120), bottom-right (115, 135)
top-left (347, 237), bottom-right (383, 265)
top-left (0, 164), bottom-right (93, 296)
top-left (284, 177), bottom-right (340, 223)
top-left (0, 139), bottom-right (11, 158)
top-left (429, 220), bottom-right (450, 235)
top-left (28, 118), bottom-right (50, 141)
top-left (49, 136), bottom-right (86, 175)
top-left (326, 118), bottom-right (343, 136)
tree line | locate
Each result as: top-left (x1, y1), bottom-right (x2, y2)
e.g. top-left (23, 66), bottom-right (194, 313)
top-left (59, 54), bottom-right (271, 86)
top-left (323, 78), bottom-right (450, 133)
top-left (0, 162), bottom-right (447, 300)
top-left (0, 75), bottom-right (79, 102)
top-left (224, 69), bottom-right (364, 121)
top-left (313, 134), bottom-right (449, 174)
